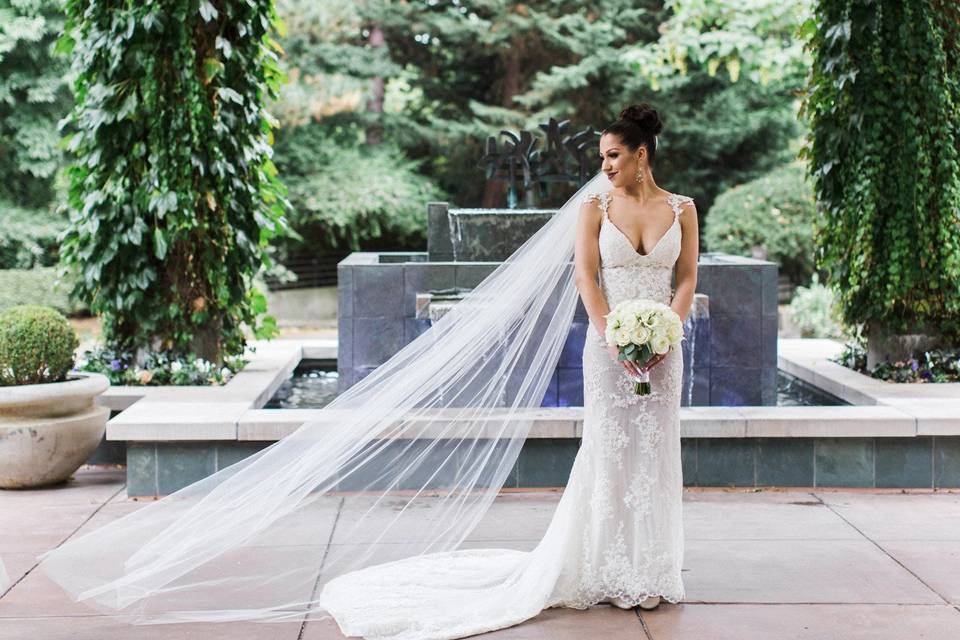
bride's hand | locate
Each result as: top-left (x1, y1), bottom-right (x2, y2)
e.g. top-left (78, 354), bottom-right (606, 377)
top-left (607, 344), bottom-right (642, 377)
top-left (640, 348), bottom-right (670, 373)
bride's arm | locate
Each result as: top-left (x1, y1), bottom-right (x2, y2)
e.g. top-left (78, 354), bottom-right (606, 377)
top-left (573, 197), bottom-right (611, 337)
top-left (671, 200), bottom-right (700, 323)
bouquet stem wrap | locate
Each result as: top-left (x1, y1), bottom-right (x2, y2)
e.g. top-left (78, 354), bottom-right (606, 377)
top-left (632, 370), bottom-right (652, 395)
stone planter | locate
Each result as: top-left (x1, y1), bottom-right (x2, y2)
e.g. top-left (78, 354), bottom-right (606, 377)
top-left (0, 372), bottom-right (110, 488)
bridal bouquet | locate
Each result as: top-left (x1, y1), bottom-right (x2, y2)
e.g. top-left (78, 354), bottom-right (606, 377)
top-left (604, 299), bottom-right (684, 395)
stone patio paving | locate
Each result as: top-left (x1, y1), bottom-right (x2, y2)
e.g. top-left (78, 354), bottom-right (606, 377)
top-left (2, 467), bottom-right (960, 639)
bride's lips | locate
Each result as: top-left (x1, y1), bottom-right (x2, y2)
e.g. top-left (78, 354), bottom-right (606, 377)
top-left (607, 171), bottom-right (618, 179)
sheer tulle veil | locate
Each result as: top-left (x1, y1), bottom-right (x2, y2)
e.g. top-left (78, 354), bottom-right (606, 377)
top-left (36, 169), bottom-right (614, 624)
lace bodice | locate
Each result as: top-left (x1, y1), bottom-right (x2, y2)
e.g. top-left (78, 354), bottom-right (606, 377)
top-left (584, 190), bottom-right (694, 308)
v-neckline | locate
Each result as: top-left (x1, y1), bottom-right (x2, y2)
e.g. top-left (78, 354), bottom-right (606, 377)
top-left (602, 191), bottom-right (679, 257)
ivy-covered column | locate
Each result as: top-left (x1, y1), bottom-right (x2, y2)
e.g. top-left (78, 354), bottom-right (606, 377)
top-left (58, 0), bottom-right (291, 365)
top-left (801, 0), bottom-right (960, 367)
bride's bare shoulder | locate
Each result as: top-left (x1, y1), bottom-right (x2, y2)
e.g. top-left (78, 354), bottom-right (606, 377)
top-left (577, 194), bottom-right (605, 238)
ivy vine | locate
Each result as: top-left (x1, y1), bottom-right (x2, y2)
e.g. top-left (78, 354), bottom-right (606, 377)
top-left (800, 0), bottom-right (960, 344)
top-left (57, 0), bottom-right (293, 364)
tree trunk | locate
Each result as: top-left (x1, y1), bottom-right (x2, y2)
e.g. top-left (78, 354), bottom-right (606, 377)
top-left (188, 320), bottom-right (224, 367)
top-left (482, 34), bottom-right (524, 209)
top-left (365, 24), bottom-right (385, 146)
top-left (866, 322), bottom-right (941, 370)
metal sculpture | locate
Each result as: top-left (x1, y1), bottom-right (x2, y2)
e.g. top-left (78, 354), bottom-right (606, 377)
top-left (479, 117), bottom-right (601, 208)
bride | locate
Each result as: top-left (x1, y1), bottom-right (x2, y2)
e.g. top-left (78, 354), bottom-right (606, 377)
top-left (37, 103), bottom-right (697, 640)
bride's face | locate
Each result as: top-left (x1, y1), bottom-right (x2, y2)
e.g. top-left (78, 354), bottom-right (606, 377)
top-left (599, 133), bottom-right (645, 187)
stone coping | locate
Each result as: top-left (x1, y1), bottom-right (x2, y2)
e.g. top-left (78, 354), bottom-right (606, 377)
top-left (105, 337), bottom-right (960, 443)
top-left (778, 338), bottom-right (960, 435)
top-left (102, 338), bottom-right (334, 418)
top-left (778, 338), bottom-right (960, 402)
top-left (97, 337), bottom-right (337, 412)
top-left (233, 405), bottom-right (923, 441)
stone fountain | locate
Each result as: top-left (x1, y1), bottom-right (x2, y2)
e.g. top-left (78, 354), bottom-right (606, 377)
top-left (337, 203), bottom-right (777, 406)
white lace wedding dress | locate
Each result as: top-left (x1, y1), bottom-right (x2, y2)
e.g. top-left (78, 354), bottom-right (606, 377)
top-left (319, 190), bottom-right (692, 640)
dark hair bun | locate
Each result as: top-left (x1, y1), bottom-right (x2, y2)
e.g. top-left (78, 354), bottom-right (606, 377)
top-left (618, 103), bottom-right (663, 136)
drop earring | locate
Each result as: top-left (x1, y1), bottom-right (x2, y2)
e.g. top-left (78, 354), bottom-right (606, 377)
top-left (635, 166), bottom-right (644, 183)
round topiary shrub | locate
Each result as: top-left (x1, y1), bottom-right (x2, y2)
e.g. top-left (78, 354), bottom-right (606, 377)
top-left (703, 162), bottom-right (817, 286)
top-left (0, 305), bottom-right (79, 386)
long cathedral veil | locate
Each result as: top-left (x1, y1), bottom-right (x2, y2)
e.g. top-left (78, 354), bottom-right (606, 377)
top-left (36, 169), bottom-right (613, 624)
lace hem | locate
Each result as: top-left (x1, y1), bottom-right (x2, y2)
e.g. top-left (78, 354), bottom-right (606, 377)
top-left (552, 581), bottom-right (685, 610)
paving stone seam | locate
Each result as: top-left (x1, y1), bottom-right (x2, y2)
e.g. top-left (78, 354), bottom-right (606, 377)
top-left (811, 492), bottom-right (952, 605)
top-left (298, 495), bottom-right (345, 640)
top-left (0, 483), bottom-right (126, 602)
top-left (634, 606), bottom-right (655, 640)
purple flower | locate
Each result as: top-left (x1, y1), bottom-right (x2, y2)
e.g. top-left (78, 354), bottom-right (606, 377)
top-left (110, 358), bottom-right (122, 372)
top-left (910, 359), bottom-right (919, 372)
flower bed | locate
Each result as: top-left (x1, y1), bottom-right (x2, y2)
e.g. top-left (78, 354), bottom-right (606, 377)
top-left (77, 346), bottom-right (248, 386)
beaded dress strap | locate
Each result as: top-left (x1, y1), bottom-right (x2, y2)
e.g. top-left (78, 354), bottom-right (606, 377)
top-left (667, 193), bottom-right (694, 222)
top-left (586, 192), bottom-right (611, 221)
top-left (598, 192), bottom-right (611, 221)
top-left (592, 190), bottom-right (692, 222)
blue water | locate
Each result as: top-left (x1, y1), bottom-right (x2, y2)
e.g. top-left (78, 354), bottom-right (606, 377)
top-left (264, 360), bottom-right (847, 409)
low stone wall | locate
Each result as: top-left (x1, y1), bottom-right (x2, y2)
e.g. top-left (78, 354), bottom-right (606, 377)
top-left (265, 286), bottom-right (337, 327)
top-left (99, 338), bottom-right (960, 497)
top-left (124, 434), bottom-right (960, 496)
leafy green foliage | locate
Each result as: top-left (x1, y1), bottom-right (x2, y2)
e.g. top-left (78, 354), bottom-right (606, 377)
top-left (77, 344), bottom-right (246, 386)
top-left (703, 163), bottom-right (817, 285)
top-left (0, 0), bottom-right (73, 208)
top-left (625, 0), bottom-right (813, 89)
top-left (0, 203), bottom-right (67, 269)
top-left (800, 0), bottom-right (960, 343)
top-left (57, 0), bottom-right (293, 364)
top-left (275, 0), bottom-right (803, 214)
top-left (0, 304), bottom-right (79, 385)
top-left (273, 123), bottom-right (443, 251)
top-left (0, 267), bottom-right (85, 314)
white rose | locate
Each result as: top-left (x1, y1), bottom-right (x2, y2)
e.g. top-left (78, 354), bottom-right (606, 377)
top-left (630, 324), bottom-right (651, 345)
top-left (662, 320), bottom-right (678, 340)
top-left (604, 318), bottom-right (621, 345)
top-left (614, 327), bottom-right (633, 347)
top-left (651, 335), bottom-right (671, 354)
top-left (170, 361), bottom-right (183, 373)
top-left (656, 307), bottom-right (678, 327)
top-left (666, 323), bottom-right (684, 343)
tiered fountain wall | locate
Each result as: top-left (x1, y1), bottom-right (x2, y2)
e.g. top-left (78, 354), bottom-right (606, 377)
top-left (338, 202), bottom-right (778, 406)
